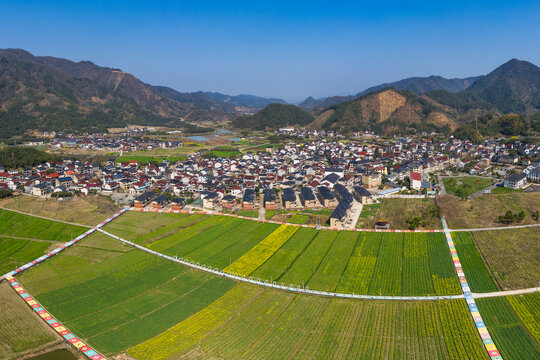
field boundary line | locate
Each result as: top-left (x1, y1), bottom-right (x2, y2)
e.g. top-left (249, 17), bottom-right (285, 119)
top-left (4, 275), bottom-right (109, 360)
top-left (471, 287), bottom-right (540, 298)
top-left (1, 208), bottom-right (128, 280)
top-left (127, 207), bottom-right (540, 233)
top-left (0, 206), bottom-right (93, 228)
top-left (0, 209), bottom-right (131, 359)
top-left (440, 216), bottom-right (504, 360)
top-left (96, 227), bottom-right (463, 301)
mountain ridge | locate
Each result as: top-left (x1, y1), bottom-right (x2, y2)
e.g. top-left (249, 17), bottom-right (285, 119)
top-left (299, 75), bottom-right (484, 110)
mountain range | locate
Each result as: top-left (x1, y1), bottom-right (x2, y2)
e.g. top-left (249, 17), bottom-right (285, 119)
top-left (298, 75), bottom-right (483, 110)
top-left (1, 48), bottom-right (539, 139)
top-left (249, 59), bottom-right (539, 134)
top-left (0, 49), bottom-right (286, 139)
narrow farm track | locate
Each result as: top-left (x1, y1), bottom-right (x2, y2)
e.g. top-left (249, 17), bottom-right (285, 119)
top-left (472, 287), bottom-right (540, 299)
top-left (2, 207), bottom-right (539, 359)
top-left (2, 207), bottom-right (538, 301)
top-left (97, 228), bottom-right (464, 301)
top-left (97, 223), bottom-right (539, 302)
top-left (0, 206), bottom-right (93, 228)
top-left (441, 216), bottom-right (504, 360)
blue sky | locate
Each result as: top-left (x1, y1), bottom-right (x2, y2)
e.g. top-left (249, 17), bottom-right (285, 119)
top-left (1, 1), bottom-right (539, 102)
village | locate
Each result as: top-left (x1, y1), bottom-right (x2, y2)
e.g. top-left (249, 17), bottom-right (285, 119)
top-left (1, 133), bottom-right (539, 228)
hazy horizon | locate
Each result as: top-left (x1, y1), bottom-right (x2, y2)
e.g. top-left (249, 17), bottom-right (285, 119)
top-left (2, 1), bottom-right (540, 102)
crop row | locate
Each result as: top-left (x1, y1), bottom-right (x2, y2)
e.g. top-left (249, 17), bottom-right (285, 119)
top-left (131, 283), bottom-right (488, 360)
top-left (136, 214), bottom-right (464, 296)
top-left (270, 231), bottom-right (461, 296)
top-left (225, 224), bottom-right (298, 276)
top-left (128, 284), bottom-right (263, 360)
top-left (0, 209), bottom-right (85, 242)
top-left (437, 300), bottom-right (488, 359)
top-left (250, 227), bottom-right (318, 281)
top-left (0, 237), bottom-right (52, 275)
top-left (451, 232), bottom-right (499, 293)
top-left (472, 228), bottom-right (540, 290)
top-left (17, 232), bottom-right (236, 355)
top-left (507, 292), bottom-right (540, 344)
top-left (476, 296), bottom-right (540, 360)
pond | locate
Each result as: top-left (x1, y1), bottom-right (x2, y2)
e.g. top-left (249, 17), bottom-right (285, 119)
top-left (187, 135), bottom-right (209, 141)
top-left (28, 349), bottom-right (78, 360)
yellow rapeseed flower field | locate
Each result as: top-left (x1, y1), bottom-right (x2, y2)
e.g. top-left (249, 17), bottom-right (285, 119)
top-left (224, 224), bottom-right (298, 276)
top-left (128, 284), bottom-right (262, 360)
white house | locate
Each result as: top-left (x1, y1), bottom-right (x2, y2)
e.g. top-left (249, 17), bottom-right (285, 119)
top-left (503, 173), bottom-right (527, 189)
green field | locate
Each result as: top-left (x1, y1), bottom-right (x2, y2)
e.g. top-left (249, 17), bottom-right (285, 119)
top-left (237, 209), bottom-right (259, 218)
top-left (443, 177), bottom-right (493, 198)
top-left (286, 213), bottom-right (310, 224)
top-left (129, 283), bottom-right (487, 360)
top-left (0, 238), bottom-right (52, 274)
top-left (0, 283), bottom-right (61, 359)
top-left (476, 296), bottom-right (540, 360)
top-left (507, 292), bottom-right (540, 344)
top-left (17, 232), bottom-right (236, 355)
top-left (106, 213), bottom-right (462, 296)
top-left (0, 209), bottom-right (86, 242)
top-left (7, 210), bottom-right (538, 360)
top-left (0, 209), bottom-right (87, 274)
top-left (472, 228), bottom-right (540, 290)
top-left (451, 232), bottom-right (499, 293)
top-left (491, 186), bottom-right (523, 194)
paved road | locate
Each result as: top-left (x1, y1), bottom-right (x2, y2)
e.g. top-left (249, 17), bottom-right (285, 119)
top-left (437, 175), bottom-right (447, 196)
top-left (0, 207), bottom-right (92, 228)
top-left (468, 184), bottom-right (497, 199)
top-left (472, 287), bottom-right (540, 298)
top-left (455, 223), bottom-right (540, 232)
top-left (258, 195), bottom-right (265, 220)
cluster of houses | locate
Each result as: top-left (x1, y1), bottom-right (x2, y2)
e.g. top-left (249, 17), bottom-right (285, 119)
top-left (48, 134), bottom-right (183, 152)
top-left (1, 136), bottom-right (539, 220)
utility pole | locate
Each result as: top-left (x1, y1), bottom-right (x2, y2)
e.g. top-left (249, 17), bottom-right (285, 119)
top-left (475, 117), bottom-right (478, 133)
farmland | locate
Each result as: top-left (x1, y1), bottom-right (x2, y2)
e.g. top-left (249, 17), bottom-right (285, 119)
top-left (0, 209), bottom-right (86, 242)
top-left (271, 209), bottom-right (332, 226)
top-left (472, 228), bottom-right (540, 290)
top-left (476, 297), bottom-right (540, 359)
top-left (16, 232), bottom-right (236, 355)
top-left (451, 232), bottom-right (499, 293)
top-left (355, 198), bottom-right (442, 230)
top-left (4, 209), bottom-right (538, 359)
top-left (129, 283), bottom-right (487, 360)
top-left (0, 195), bottom-right (120, 226)
top-left (440, 192), bottom-right (540, 229)
top-left (442, 177), bottom-right (493, 198)
top-left (237, 209), bottom-right (259, 218)
top-left (0, 238), bottom-right (52, 275)
top-left (203, 146), bottom-right (242, 158)
top-left (0, 282), bottom-right (61, 359)
top-left (507, 292), bottom-right (540, 344)
top-left (286, 213), bottom-right (310, 224)
top-left (105, 213), bottom-right (462, 296)
top-left (0, 209), bottom-right (87, 274)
